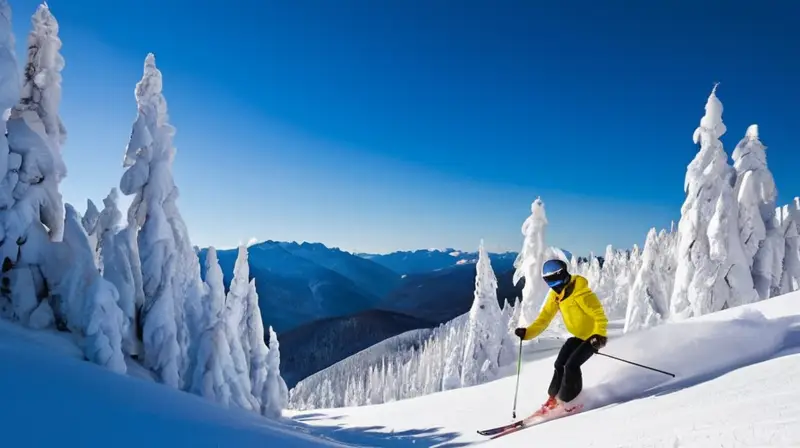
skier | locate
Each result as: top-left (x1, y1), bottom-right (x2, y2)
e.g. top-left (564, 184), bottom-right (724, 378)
top-left (514, 258), bottom-right (608, 415)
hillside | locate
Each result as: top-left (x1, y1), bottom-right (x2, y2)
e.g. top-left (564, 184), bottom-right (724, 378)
top-left (198, 242), bottom-right (395, 333)
top-left (0, 319), bottom-right (343, 448)
top-left (379, 263), bottom-right (524, 323)
top-left (279, 309), bottom-right (437, 388)
top-left (288, 290), bottom-right (800, 446)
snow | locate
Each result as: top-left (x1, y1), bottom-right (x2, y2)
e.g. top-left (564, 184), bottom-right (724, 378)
top-left (289, 291), bottom-right (800, 447)
top-left (0, 310), bottom-right (346, 448)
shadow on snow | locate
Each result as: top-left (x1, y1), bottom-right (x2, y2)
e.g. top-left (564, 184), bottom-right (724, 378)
top-left (289, 413), bottom-right (471, 447)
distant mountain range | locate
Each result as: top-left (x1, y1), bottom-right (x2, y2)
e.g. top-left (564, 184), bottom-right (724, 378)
top-left (197, 241), bottom-right (573, 387)
top-left (197, 241), bottom-right (402, 334)
top-left (357, 248), bottom-right (519, 275)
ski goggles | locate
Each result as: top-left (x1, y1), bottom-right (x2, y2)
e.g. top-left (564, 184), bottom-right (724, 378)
top-left (543, 277), bottom-right (567, 288)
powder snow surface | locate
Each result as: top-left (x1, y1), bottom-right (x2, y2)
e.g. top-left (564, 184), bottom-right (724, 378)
top-left (289, 291), bottom-right (800, 447)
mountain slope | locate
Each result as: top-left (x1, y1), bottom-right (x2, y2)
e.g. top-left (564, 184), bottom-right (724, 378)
top-left (276, 241), bottom-right (402, 298)
top-left (279, 309), bottom-right (436, 388)
top-left (379, 262), bottom-right (524, 323)
top-left (289, 291), bottom-right (800, 446)
top-left (199, 243), bottom-right (385, 333)
top-left (0, 319), bottom-right (343, 448)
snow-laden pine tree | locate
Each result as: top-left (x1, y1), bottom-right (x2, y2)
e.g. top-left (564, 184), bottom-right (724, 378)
top-left (0, 3), bottom-right (65, 326)
top-left (120, 53), bottom-right (205, 389)
top-left (5, 3), bottom-right (67, 241)
top-left (190, 246), bottom-right (256, 410)
top-left (732, 124), bottom-right (783, 299)
top-left (496, 299), bottom-right (517, 367)
top-left (670, 85), bottom-right (758, 319)
top-left (222, 245), bottom-right (259, 409)
top-left (263, 326), bottom-right (289, 418)
top-left (513, 197), bottom-right (550, 326)
top-left (243, 278), bottom-right (270, 415)
top-left (42, 204), bottom-right (127, 373)
top-left (624, 228), bottom-right (669, 332)
top-left (460, 240), bottom-right (503, 387)
top-left (777, 202), bottom-right (800, 293)
top-left (96, 188), bottom-right (140, 357)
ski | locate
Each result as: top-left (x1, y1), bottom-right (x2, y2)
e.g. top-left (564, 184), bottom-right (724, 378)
top-left (476, 407), bottom-right (550, 436)
top-left (476, 420), bottom-right (524, 436)
top-left (485, 404), bottom-right (585, 440)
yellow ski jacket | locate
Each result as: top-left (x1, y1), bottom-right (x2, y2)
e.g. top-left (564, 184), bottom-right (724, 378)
top-left (522, 274), bottom-right (608, 341)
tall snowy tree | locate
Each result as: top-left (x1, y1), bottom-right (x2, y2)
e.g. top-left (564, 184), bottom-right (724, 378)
top-left (97, 188), bottom-right (140, 357)
top-left (263, 326), bottom-right (289, 418)
top-left (513, 197), bottom-right (550, 326)
top-left (6, 3), bottom-right (66, 243)
top-left (624, 228), bottom-right (668, 332)
top-left (222, 244), bottom-right (259, 409)
top-left (777, 202), bottom-right (800, 294)
top-left (460, 240), bottom-right (503, 387)
top-left (190, 246), bottom-right (256, 410)
top-left (120, 53), bottom-right (205, 388)
top-left (670, 85), bottom-right (758, 319)
top-left (732, 124), bottom-right (783, 299)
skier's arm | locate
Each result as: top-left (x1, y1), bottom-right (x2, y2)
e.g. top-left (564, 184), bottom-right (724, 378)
top-left (522, 294), bottom-right (558, 340)
top-left (575, 290), bottom-right (608, 337)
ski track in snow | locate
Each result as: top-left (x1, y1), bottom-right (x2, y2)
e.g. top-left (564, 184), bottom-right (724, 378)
top-left (287, 293), bottom-right (800, 447)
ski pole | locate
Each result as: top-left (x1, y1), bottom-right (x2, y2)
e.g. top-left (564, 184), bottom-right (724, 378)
top-left (595, 351), bottom-right (675, 377)
top-left (511, 338), bottom-right (523, 419)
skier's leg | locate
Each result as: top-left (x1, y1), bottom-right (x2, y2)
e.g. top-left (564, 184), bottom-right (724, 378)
top-left (557, 339), bottom-right (596, 403)
top-left (547, 337), bottom-right (583, 398)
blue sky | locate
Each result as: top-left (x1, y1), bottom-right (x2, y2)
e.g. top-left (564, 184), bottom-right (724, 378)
top-left (7, 0), bottom-right (800, 255)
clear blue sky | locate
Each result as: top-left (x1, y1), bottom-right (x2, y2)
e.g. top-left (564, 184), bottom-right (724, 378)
top-left (7, 0), bottom-right (800, 255)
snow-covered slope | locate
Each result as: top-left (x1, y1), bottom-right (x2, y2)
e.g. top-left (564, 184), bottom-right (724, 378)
top-left (0, 319), bottom-right (344, 448)
top-left (288, 291), bottom-right (800, 447)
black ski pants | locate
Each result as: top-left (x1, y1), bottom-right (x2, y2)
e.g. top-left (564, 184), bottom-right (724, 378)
top-left (547, 337), bottom-right (595, 402)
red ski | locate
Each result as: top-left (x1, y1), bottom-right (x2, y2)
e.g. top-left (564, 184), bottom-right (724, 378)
top-left (485, 403), bottom-right (585, 440)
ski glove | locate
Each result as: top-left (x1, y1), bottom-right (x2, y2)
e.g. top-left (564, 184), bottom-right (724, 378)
top-left (588, 334), bottom-right (607, 350)
top-left (514, 327), bottom-right (527, 339)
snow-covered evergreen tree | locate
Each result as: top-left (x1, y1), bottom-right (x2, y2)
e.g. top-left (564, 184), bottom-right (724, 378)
top-left (222, 244), bottom-right (259, 409)
top-left (6, 3), bottom-right (66, 244)
top-left (670, 85), bottom-right (758, 319)
top-left (96, 188), bottom-right (140, 357)
top-left (43, 204), bottom-right (127, 373)
top-left (624, 228), bottom-right (668, 332)
top-left (264, 326), bottom-right (289, 418)
top-left (120, 53), bottom-right (205, 389)
top-left (513, 197), bottom-right (550, 326)
top-left (777, 202), bottom-right (800, 293)
top-left (460, 240), bottom-right (503, 387)
top-left (190, 246), bottom-right (256, 410)
top-left (732, 124), bottom-right (783, 300)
